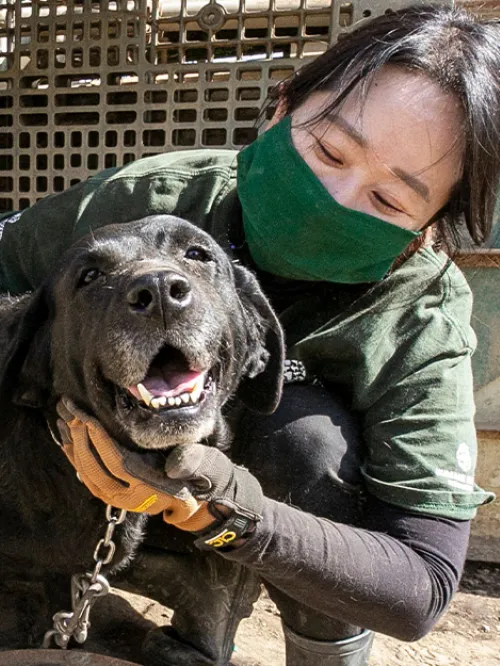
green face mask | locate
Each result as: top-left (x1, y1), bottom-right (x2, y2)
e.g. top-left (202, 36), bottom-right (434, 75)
top-left (237, 116), bottom-right (421, 283)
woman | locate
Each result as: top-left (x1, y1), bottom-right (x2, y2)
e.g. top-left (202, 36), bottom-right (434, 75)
top-left (1, 4), bottom-right (499, 665)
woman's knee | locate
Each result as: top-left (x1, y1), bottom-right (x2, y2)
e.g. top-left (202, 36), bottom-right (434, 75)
top-left (232, 384), bottom-right (365, 523)
top-left (264, 581), bottom-right (362, 641)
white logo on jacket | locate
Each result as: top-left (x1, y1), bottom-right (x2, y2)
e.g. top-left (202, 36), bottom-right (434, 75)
top-left (456, 442), bottom-right (473, 473)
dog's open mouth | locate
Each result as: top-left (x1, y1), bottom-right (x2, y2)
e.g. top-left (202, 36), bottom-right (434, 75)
top-left (126, 345), bottom-right (215, 411)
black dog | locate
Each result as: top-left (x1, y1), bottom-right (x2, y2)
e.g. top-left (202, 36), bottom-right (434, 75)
top-left (0, 215), bottom-right (283, 648)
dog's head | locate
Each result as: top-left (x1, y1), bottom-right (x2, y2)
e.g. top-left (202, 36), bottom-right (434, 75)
top-left (1, 215), bottom-right (284, 450)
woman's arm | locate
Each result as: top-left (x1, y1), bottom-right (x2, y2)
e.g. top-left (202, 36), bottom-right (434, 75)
top-left (0, 150), bottom-right (238, 294)
top-left (0, 181), bottom-right (88, 293)
top-left (221, 494), bottom-right (470, 641)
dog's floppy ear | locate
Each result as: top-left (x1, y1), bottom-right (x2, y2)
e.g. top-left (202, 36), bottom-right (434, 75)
top-left (0, 287), bottom-right (52, 408)
top-left (232, 264), bottom-right (284, 414)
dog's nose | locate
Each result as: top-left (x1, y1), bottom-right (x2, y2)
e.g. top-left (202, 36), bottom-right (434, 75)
top-left (127, 272), bottom-right (192, 315)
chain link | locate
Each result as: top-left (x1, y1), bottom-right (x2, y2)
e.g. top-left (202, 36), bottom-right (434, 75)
top-left (42, 505), bottom-right (127, 649)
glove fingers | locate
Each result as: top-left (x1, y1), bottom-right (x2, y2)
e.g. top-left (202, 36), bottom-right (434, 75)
top-left (162, 496), bottom-right (207, 526)
top-left (70, 443), bottom-right (124, 507)
top-left (58, 397), bottom-right (135, 485)
top-left (58, 396), bottom-right (94, 425)
top-left (73, 455), bottom-right (155, 513)
top-left (164, 444), bottom-right (207, 479)
top-left (72, 428), bottom-right (131, 497)
top-left (61, 406), bottom-right (185, 495)
top-left (77, 468), bottom-right (154, 513)
top-left (61, 441), bottom-right (76, 468)
top-left (167, 503), bottom-right (214, 532)
top-left (56, 398), bottom-right (76, 424)
top-left (216, 466), bottom-right (263, 520)
top-left (56, 398), bottom-right (210, 521)
top-left (76, 465), bottom-right (113, 505)
top-left (121, 448), bottom-right (188, 497)
top-left (58, 398), bottom-right (132, 481)
top-left (85, 423), bottom-right (183, 497)
top-left (70, 457), bottom-right (196, 516)
top-left (84, 421), bottom-right (137, 484)
top-left (166, 445), bottom-right (234, 500)
top-left (56, 418), bottom-right (73, 447)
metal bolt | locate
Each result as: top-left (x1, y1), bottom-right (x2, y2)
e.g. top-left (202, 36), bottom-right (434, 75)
top-left (198, 3), bottom-right (225, 32)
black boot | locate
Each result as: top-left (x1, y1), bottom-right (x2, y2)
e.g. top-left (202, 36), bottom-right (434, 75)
top-left (283, 624), bottom-right (374, 666)
top-left (120, 544), bottom-right (261, 666)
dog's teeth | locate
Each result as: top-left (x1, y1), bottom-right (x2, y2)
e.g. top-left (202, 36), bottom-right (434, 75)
top-left (181, 393), bottom-right (190, 404)
top-left (150, 396), bottom-right (167, 409)
top-left (175, 397), bottom-right (182, 407)
top-left (168, 397), bottom-right (176, 407)
top-left (137, 382), bottom-right (153, 406)
top-left (191, 384), bottom-right (203, 404)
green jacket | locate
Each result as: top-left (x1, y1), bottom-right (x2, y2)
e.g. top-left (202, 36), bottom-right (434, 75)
top-left (0, 149), bottom-right (493, 519)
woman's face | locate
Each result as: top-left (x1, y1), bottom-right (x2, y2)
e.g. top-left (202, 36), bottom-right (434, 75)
top-left (273, 66), bottom-right (465, 231)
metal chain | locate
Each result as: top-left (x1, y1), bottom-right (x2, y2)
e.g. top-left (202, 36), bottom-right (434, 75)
top-left (42, 505), bottom-right (127, 649)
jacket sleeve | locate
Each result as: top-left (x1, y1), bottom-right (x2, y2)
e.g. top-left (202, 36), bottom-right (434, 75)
top-left (360, 340), bottom-right (492, 519)
top-left (221, 495), bottom-right (470, 641)
top-left (289, 253), bottom-right (494, 520)
top-left (356, 266), bottom-right (493, 520)
top-left (0, 150), bottom-right (237, 295)
top-left (0, 179), bottom-right (90, 293)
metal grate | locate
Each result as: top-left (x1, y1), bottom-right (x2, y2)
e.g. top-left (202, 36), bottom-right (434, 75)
top-left (0, 0), bottom-right (425, 210)
top-left (460, 1), bottom-right (500, 18)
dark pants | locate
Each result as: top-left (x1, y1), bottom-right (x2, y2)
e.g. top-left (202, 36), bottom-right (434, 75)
top-left (233, 383), bottom-right (366, 641)
top-left (124, 384), bottom-right (366, 664)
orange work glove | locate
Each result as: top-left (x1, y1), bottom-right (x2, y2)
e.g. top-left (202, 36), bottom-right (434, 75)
top-left (55, 397), bottom-right (216, 531)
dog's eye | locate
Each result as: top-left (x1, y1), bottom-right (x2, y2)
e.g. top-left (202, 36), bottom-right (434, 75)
top-left (185, 247), bottom-right (212, 262)
top-left (78, 268), bottom-right (103, 287)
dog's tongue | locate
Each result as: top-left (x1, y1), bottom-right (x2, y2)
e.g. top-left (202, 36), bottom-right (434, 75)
top-left (128, 370), bottom-right (204, 401)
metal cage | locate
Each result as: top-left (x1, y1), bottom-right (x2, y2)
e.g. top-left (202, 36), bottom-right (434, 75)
top-left (0, 0), bottom-right (456, 211)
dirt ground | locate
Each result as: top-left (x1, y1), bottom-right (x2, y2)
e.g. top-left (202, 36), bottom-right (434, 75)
top-left (77, 560), bottom-right (500, 666)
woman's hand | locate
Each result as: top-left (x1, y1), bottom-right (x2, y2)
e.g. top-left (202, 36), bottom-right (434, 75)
top-left (55, 397), bottom-right (214, 530)
top-left (55, 397), bottom-right (264, 542)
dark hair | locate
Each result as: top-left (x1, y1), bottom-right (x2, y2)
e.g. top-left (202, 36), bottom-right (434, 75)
top-left (266, 3), bottom-right (500, 250)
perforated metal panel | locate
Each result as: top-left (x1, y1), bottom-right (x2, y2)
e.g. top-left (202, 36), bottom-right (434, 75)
top-left (0, 0), bottom-right (426, 210)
